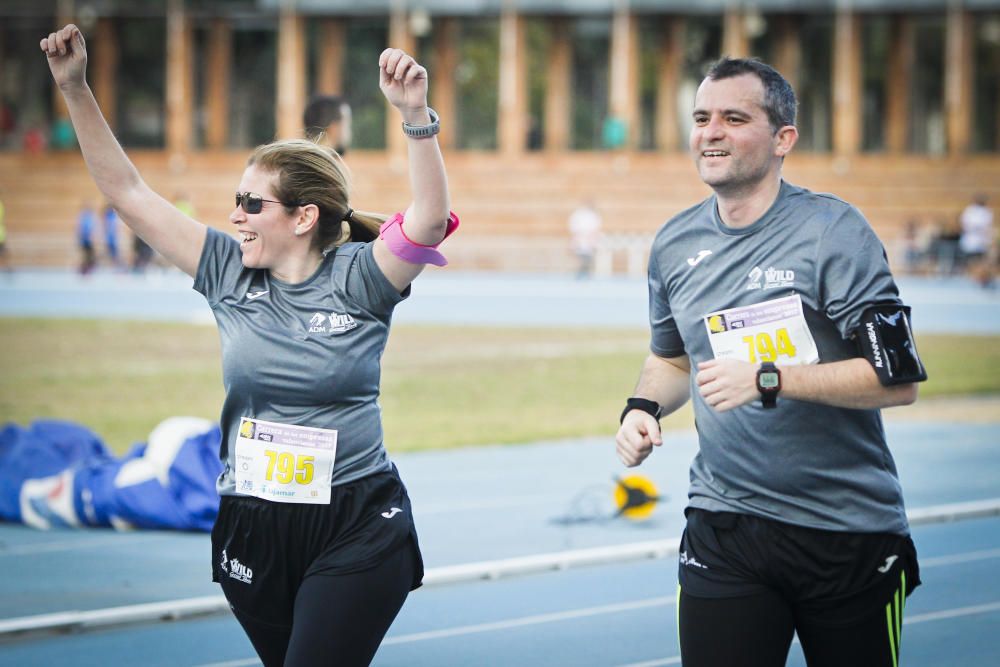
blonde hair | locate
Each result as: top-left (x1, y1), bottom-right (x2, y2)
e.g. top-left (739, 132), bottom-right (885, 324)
top-left (246, 139), bottom-right (385, 249)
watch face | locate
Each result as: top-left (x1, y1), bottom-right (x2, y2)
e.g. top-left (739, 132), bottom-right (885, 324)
top-left (759, 373), bottom-right (780, 389)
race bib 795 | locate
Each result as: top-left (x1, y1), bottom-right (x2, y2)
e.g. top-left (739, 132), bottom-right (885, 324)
top-left (234, 418), bottom-right (337, 504)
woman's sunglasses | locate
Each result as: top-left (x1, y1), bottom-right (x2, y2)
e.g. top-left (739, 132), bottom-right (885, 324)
top-left (235, 192), bottom-right (299, 214)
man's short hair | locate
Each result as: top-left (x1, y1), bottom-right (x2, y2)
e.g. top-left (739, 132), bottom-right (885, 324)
top-left (705, 57), bottom-right (797, 132)
top-left (303, 95), bottom-right (347, 137)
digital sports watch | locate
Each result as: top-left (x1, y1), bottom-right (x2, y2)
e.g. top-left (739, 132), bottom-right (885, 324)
top-left (756, 362), bottom-right (781, 409)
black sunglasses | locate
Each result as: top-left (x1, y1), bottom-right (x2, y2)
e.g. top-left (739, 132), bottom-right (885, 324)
top-left (235, 192), bottom-right (300, 214)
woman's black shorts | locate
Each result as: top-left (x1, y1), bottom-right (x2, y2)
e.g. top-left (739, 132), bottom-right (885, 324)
top-left (211, 464), bottom-right (423, 629)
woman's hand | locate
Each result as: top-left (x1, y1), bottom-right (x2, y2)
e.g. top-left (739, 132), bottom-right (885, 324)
top-left (378, 48), bottom-right (428, 118)
top-left (40, 24), bottom-right (88, 91)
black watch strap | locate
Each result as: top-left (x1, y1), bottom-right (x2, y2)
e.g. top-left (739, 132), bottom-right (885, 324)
top-left (761, 388), bottom-right (777, 409)
top-left (620, 397), bottom-right (662, 424)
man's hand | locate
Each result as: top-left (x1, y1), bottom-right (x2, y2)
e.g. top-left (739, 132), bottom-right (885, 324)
top-left (616, 410), bottom-right (663, 467)
top-left (378, 48), bottom-right (428, 118)
top-left (696, 358), bottom-right (759, 412)
top-left (40, 24), bottom-right (88, 91)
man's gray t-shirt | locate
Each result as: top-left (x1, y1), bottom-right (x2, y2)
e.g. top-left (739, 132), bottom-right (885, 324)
top-left (649, 180), bottom-right (910, 535)
top-left (194, 228), bottom-right (406, 496)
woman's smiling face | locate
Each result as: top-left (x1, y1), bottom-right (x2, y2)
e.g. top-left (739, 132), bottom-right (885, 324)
top-left (230, 165), bottom-right (298, 270)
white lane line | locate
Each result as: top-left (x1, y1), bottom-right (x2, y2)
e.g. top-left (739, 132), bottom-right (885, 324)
top-left (5, 499), bottom-right (1000, 639)
top-left (0, 532), bottom-right (192, 557)
top-left (612, 601), bottom-right (1000, 667)
top-left (919, 547), bottom-right (1000, 568)
top-left (5, 496), bottom-right (997, 559)
top-left (194, 601), bottom-right (1000, 667)
top-left (417, 494), bottom-right (557, 515)
top-left (0, 536), bottom-right (135, 556)
top-left (615, 659), bottom-right (681, 667)
top-left (381, 596), bottom-right (674, 645)
top-left (905, 601), bottom-right (1000, 624)
top-left (0, 596), bottom-right (229, 635)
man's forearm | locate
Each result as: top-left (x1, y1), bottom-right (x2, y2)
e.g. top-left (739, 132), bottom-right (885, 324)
top-left (633, 353), bottom-right (692, 416)
top-left (781, 358), bottom-right (918, 409)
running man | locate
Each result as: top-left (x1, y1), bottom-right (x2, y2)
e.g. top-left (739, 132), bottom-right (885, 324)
top-left (616, 57), bottom-right (927, 667)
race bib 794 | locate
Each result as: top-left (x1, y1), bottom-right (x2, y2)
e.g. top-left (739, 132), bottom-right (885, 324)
top-left (703, 294), bottom-right (819, 366)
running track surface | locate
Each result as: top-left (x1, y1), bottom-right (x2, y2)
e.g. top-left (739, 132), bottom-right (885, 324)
top-left (1, 422), bottom-right (998, 666)
top-left (1, 271), bottom-right (998, 665)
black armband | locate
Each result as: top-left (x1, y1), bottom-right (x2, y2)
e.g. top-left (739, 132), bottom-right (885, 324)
top-left (853, 304), bottom-right (927, 386)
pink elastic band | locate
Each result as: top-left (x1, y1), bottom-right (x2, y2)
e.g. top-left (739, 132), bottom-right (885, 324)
top-left (378, 211), bottom-right (460, 267)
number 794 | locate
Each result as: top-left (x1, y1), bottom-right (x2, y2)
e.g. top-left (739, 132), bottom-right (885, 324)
top-left (742, 327), bottom-right (797, 363)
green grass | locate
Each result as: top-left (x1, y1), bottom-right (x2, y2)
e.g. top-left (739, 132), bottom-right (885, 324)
top-left (1, 318), bottom-right (997, 455)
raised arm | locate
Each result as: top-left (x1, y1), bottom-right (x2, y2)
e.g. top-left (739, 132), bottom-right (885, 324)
top-left (616, 353), bottom-right (692, 467)
top-left (371, 48), bottom-right (452, 291)
top-left (41, 25), bottom-right (206, 277)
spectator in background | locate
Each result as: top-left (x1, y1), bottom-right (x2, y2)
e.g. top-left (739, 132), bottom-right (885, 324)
top-left (932, 215), bottom-right (962, 276)
top-left (173, 191), bottom-right (196, 219)
top-left (23, 126), bottom-right (46, 154)
top-left (51, 117), bottom-right (76, 150)
top-left (900, 217), bottom-right (937, 276)
top-left (131, 231), bottom-right (153, 274)
top-left (303, 94), bottom-right (352, 155)
top-left (102, 202), bottom-right (123, 269)
top-left (959, 194), bottom-right (995, 288)
top-left (568, 200), bottom-right (603, 279)
top-left (0, 189), bottom-right (10, 273)
top-left (76, 200), bottom-right (97, 275)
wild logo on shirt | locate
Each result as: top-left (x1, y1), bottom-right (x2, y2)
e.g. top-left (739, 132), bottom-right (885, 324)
top-left (746, 266), bottom-right (795, 290)
top-left (307, 312), bottom-right (359, 334)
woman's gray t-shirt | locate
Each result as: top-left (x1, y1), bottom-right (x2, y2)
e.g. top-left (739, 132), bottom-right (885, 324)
top-left (194, 228), bottom-right (406, 496)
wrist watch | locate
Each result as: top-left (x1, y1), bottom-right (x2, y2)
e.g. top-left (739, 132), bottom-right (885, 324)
top-left (402, 107), bottom-right (440, 139)
top-left (756, 362), bottom-right (781, 409)
top-left (620, 397), bottom-right (662, 424)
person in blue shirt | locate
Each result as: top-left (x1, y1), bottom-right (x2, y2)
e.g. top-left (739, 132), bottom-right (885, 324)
top-left (76, 200), bottom-right (97, 274)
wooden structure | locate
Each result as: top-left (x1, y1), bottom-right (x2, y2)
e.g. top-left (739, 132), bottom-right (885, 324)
top-left (1, 0), bottom-right (998, 273)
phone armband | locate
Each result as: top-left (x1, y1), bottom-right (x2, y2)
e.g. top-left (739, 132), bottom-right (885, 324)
top-left (853, 303), bottom-right (927, 385)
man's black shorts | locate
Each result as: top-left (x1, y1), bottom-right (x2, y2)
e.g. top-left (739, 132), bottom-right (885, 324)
top-left (211, 464), bottom-right (423, 629)
top-left (678, 508), bottom-right (920, 625)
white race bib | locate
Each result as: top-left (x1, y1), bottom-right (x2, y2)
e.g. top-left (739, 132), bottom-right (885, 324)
top-left (703, 294), bottom-right (819, 366)
top-left (234, 418), bottom-right (337, 504)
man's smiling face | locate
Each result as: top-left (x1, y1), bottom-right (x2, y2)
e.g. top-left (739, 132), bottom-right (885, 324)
top-left (689, 73), bottom-right (784, 195)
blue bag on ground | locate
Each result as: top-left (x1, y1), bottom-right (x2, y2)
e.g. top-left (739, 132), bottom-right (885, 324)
top-left (0, 417), bottom-right (222, 531)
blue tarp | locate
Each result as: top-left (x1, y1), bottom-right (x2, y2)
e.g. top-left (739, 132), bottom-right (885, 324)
top-left (0, 417), bottom-right (223, 532)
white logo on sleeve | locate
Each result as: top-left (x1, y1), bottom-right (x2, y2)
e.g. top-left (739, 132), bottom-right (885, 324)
top-left (381, 507), bottom-right (402, 519)
top-left (686, 250), bottom-right (713, 267)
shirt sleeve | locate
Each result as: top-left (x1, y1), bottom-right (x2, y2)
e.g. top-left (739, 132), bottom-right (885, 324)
top-left (648, 245), bottom-right (686, 358)
top-left (816, 206), bottom-right (902, 339)
top-left (337, 242), bottom-right (410, 317)
top-left (193, 227), bottom-right (243, 307)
